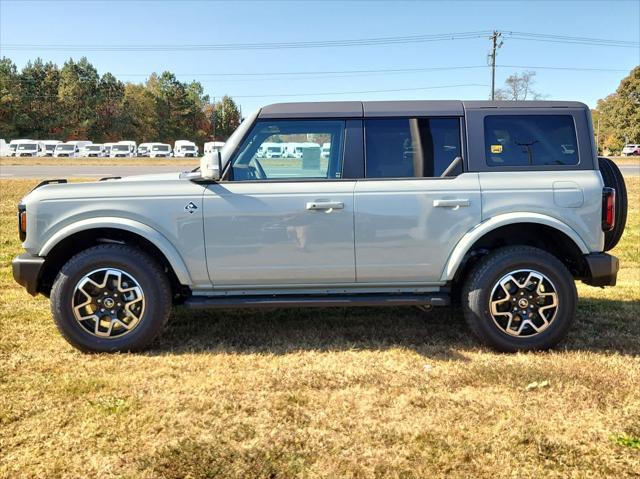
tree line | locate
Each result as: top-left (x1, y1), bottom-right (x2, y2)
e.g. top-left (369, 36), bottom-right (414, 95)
top-left (592, 66), bottom-right (639, 154)
top-left (0, 57), bottom-right (241, 145)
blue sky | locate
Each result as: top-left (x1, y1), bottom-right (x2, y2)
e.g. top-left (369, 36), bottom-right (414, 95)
top-left (1, 0), bottom-right (638, 114)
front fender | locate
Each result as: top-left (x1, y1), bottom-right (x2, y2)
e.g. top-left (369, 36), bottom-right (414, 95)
top-left (39, 216), bottom-right (193, 285)
top-left (440, 212), bottom-right (589, 282)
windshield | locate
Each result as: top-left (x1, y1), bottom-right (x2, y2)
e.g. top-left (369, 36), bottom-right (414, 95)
top-left (57, 145), bottom-right (74, 151)
top-left (17, 143), bottom-right (37, 150)
top-left (153, 145), bottom-right (169, 151)
top-left (182, 145), bottom-right (195, 151)
top-left (45, 144), bottom-right (57, 152)
top-left (86, 145), bottom-right (101, 151)
top-left (113, 145), bottom-right (130, 151)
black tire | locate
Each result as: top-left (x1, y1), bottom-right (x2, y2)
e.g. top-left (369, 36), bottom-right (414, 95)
top-left (462, 246), bottom-right (577, 352)
top-left (50, 244), bottom-right (172, 353)
top-left (598, 157), bottom-right (628, 251)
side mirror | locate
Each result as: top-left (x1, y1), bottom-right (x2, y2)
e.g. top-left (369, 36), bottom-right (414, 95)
top-left (200, 150), bottom-right (222, 181)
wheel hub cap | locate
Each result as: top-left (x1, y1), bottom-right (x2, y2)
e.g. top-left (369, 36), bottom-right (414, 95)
top-left (71, 268), bottom-right (145, 339)
top-left (489, 269), bottom-right (559, 337)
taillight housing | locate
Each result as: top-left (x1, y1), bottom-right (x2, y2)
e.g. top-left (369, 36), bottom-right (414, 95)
top-left (18, 204), bottom-right (26, 241)
top-left (602, 187), bottom-right (615, 232)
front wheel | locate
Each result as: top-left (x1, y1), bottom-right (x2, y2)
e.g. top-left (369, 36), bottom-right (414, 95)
top-left (50, 244), bottom-right (172, 353)
top-left (462, 246), bottom-right (577, 352)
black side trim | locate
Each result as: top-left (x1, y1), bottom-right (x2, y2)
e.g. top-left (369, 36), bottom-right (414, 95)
top-left (185, 293), bottom-right (450, 309)
top-left (582, 253), bottom-right (619, 287)
top-left (12, 253), bottom-right (45, 296)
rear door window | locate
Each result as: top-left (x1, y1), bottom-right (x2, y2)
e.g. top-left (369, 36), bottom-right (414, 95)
top-left (484, 115), bottom-right (578, 167)
top-left (364, 118), bottom-right (462, 178)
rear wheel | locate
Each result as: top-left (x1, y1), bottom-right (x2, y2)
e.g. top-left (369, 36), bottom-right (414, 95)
top-left (50, 244), bottom-right (172, 353)
top-left (462, 246), bottom-right (577, 352)
top-left (598, 157), bottom-right (628, 251)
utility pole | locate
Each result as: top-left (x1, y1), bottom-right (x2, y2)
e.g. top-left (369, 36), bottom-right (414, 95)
top-left (488, 30), bottom-right (502, 100)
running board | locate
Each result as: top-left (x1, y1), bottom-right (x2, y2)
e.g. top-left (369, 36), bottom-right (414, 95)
top-left (184, 293), bottom-right (450, 309)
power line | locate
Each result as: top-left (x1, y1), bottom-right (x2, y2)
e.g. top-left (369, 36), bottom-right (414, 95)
top-left (2, 31), bottom-right (492, 52)
top-left (231, 83), bottom-right (488, 98)
top-left (5, 64), bottom-right (631, 84)
top-left (3, 30), bottom-right (636, 52)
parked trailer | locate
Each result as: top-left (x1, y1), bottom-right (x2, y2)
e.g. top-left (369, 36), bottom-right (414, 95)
top-left (149, 143), bottom-right (172, 158)
top-left (111, 141), bottom-right (137, 158)
top-left (174, 140), bottom-right (198, 157)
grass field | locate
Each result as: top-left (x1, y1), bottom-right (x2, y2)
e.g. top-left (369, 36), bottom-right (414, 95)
top-left (1, 156), bottom-right (200, 167)
top-left (0, 178), bottom-right (638, 478)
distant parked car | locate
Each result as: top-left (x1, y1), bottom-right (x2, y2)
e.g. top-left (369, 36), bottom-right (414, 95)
top-left (137, 143), bottom-right (152, 157)
top-left (621, 144), bottom-right (640, 156)
top-left (15, 140), bottom-right (43, 157)
top-left (9, 139), bottom-right (32, 157)
top-left (83, 144), bottom-right (105, 157)
top-left (149, 142), bottom-right (172, 158)
top-left (174, 140), bottom-right (198, 157)
top-left (53, 143), bottom-right (80, 158)
top-left (42, 140), bottom-right (62, 157)
top-left (111, 141), bottom-right (137, 158)
top-left (204, 141), bottom-right (225, 156)
top-left (0, 139), bottom-right (11, 156)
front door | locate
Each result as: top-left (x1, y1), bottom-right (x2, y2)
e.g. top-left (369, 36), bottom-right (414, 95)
top-left (203, 119), bottom-right (356, 287)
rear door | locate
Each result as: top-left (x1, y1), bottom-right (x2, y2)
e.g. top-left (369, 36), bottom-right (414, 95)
top-left (354, 117), bottom-right (481, 283)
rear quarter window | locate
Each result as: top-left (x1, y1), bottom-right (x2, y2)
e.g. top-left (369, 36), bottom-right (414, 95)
top-left (484, 115), bottom-right (578, 167)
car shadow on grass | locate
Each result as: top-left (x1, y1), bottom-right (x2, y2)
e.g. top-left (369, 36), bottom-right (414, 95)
top-left (151, 305), bottom-right (474, 360)
top-left (148, 297), bottom-right (639, 357)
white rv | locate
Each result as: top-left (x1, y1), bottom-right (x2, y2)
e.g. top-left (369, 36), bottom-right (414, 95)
top-left (9, 139), bottom-right (32, 157)
top-left (321, 142), bottom-right (331, 159)
top-left (149, 143), bottom-right (172, 158)
top-left (42, 140), bottom-right (62, 157)
top-left (54, 142), bottom-right (80, 158)
top-left (14, 140), bottom-right (43, 157)
top-left (83, 144), bottom-right (105, 157)
top-left (0, 139), bottom-right (11, 156)
top-left (174, 140), bottom-right (198, 157)
top-left (137, 143), bottom-right (153, 157)
top-left (103, 142), bottom-right (116, 157)
top-left (66, 140), bottom-right (93, 155)
top-left (203, 141), bottom-right (225, 156)
top-left (110, 141), bottom-right (136, 158)
top-left (262, 142), bottom-right (285, 159)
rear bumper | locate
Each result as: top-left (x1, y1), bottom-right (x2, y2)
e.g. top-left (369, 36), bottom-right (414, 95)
top-left (582, 253), bottom-right (619, 287)
top-left (12, 253), bottom-right (45, 296)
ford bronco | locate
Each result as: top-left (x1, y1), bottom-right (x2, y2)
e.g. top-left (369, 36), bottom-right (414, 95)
top-left (12, 101), bottom-right (627, 353)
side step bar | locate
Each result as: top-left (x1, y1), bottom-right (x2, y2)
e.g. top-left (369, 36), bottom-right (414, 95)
top-left (184, 293), bottom-right (450, 309)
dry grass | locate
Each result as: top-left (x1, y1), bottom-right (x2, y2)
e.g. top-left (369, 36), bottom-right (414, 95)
top-left (0, 178), bottom-right (638, 479)
top-left (0, 156), bottom-right (199, 167)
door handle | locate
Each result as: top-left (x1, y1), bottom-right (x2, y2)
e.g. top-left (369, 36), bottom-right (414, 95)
top-left (433, 199), bottom-right (470, 208)
top-left (306, 201), bottom-right (344, 211)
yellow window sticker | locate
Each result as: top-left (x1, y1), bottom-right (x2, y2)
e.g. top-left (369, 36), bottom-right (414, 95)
top-left (491, 144), bottom-right (503, 154)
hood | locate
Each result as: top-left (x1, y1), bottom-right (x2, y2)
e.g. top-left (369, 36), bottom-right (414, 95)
top-left (21, 171), bottom-right (191, 205)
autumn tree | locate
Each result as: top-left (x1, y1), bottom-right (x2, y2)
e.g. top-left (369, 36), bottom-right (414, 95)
top-left (594, 66), bottom-right (640, 153)
top-left (0, 57), bottom-right (21, 138)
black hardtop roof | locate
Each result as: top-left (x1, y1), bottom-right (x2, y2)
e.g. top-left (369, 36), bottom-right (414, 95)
top-left (258, 100), bottom-right (589, 119)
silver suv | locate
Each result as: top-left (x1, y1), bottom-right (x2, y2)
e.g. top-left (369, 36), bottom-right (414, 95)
top-left (12, 101), bottom-right (627, 353)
